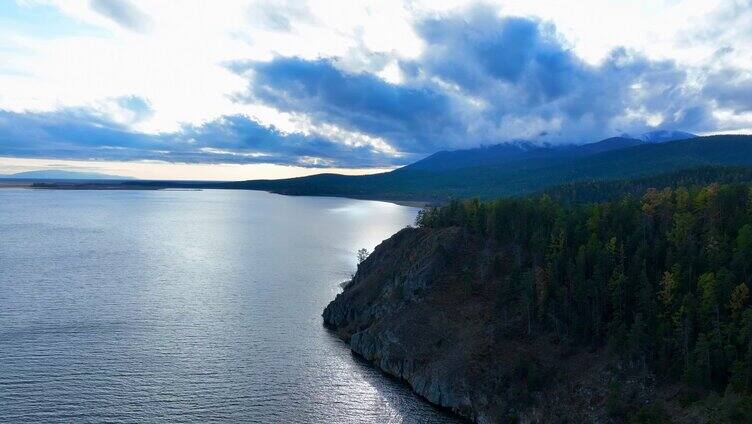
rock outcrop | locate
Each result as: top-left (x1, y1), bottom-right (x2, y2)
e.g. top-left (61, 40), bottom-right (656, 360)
top-left (323, 227), bottom-right (668, 422)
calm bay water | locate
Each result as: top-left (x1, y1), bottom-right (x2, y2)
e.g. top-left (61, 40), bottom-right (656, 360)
top-left (0, 189), bottom-right (459, 423)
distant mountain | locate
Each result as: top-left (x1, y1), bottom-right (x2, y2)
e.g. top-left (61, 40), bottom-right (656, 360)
top-left (635, 130), bottom-right (697, 143)
top-left (402, 141), bottom-right (542, 172)
top-left (566, 136), bottom-right (643, 155)
top-left (1, 170), bottom-right (133, 180)
top-left (218, 134), bottom-right (752, 201)
top-left (403, 136), bottom-right (650, 173)
top-left (401, 132), bottom-right (695, 173)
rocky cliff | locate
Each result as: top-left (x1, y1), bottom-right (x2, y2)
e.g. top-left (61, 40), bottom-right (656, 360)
top-left (323, 227), bottom-right (651, 422)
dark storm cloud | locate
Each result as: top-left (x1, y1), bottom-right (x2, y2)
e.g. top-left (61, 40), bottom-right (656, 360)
top-left (90, 0), bottom-right (153, 32)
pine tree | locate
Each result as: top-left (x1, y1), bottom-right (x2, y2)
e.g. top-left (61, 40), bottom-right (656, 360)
top-left (729, 284), bottom-right (750, 320)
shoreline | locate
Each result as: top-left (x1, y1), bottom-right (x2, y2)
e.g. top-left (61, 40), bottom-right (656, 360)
top-left (0, 181), bottom-right (434, 208)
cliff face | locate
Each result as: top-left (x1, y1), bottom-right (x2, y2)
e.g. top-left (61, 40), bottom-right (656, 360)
top-left (324, 227), bottom-right (487, 419)
top-left (323, 227), bottom-right (634, 422)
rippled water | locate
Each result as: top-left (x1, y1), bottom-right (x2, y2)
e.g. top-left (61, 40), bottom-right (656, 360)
top-left (0, 189), bottom-right (459, 423)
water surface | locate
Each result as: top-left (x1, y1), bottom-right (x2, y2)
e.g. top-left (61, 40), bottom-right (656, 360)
top-left (0, 189), bottom-right (459, 423)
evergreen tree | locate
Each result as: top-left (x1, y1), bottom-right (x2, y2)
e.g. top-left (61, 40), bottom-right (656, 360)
top-left (415, 181), bottom-right (752, 397)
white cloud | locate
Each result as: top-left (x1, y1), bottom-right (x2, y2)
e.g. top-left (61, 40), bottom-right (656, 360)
top-left (1, 0), bottom-right (426, 136)
top-left (1, 0), bottom-right (751, 178)
top-left (6, 1), bottom-right (750, 132)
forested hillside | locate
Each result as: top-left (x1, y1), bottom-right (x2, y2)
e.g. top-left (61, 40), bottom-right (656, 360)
top-left (230, 135), bottom-right (752, 201)
top-left (411, 182), bottom-right (752, 419)
top-left (540, 166), bottom-right (752, 204)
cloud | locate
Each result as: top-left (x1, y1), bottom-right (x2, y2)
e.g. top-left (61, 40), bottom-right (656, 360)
top-left (234, 5), bottom-right (720, 149)
top-left (703, 69), bottom-right (752, 114)
top-left (174, 114), bottom-right (403, 167)
top-left (686, 0), bottom-right (752, 47)
top-left (114, 95), bottom-right (154, 123)
top-left (246, 0), bottom-right (313, 32)
top-left (0, 105), bottom-right (403, 168)
top-left (90, 0), bottom-right (153, 32)
top-left (3, 2), bottom-right (751, 170)
top-left (234, 57), bottom-right (463, 154)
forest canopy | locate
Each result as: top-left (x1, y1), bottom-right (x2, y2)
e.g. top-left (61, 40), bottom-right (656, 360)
top-left (416, 183), bottom-right (752, 396)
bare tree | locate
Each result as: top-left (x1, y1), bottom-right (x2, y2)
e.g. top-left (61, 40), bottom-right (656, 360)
top-left (357, 248), bottom-right (369, 265)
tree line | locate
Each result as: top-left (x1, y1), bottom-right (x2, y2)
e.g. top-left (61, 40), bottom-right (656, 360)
top-left (416, 182), bottom-right (752, 396)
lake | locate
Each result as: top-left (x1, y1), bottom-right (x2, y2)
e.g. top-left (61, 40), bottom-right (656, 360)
top-left (0, 189), bottom-right (459, 423)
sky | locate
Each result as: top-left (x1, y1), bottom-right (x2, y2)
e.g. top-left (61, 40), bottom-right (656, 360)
top-left (0, 0), bottom-right (751, 180)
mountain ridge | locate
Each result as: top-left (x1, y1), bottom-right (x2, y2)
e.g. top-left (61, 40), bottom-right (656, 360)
top-left (222, 134), bottom-right (751, 201)
top-left (1, 170), bottom-right (134, 180)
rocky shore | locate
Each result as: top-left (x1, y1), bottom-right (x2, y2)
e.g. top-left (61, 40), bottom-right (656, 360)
top-left (323, 227), bottom-right (678, 423)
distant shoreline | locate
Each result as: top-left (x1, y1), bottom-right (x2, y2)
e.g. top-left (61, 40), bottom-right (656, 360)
top-left (32, 182), bottom-right (160, 190)
top-left (0, 180), bottom-right (431, 208)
